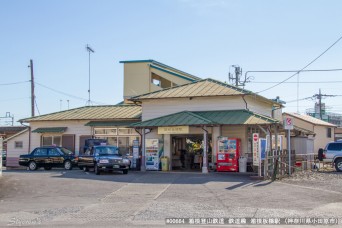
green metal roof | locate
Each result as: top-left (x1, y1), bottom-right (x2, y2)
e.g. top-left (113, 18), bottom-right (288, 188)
top-left (131, 111), bottom-right (214, 127)
top-left (131, 110), bottom-right (278, 128)
top-left (85, 121), bottom-right (140, 127)
top-left (20, 105), bottom-right (142, 122)
top-left (195, 110), bottom-right (278, 125)
top-left (32, 127), bottom-right (67, 133)
top-left (130, 79), bottom-right (282, 108)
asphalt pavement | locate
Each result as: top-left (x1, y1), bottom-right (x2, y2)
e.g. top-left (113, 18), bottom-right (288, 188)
top-left (0, 168), bottom-right (341, 227)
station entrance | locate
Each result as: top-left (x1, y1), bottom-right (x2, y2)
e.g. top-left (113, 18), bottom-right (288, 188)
top-left (171, 134), bottom-right (212, 171)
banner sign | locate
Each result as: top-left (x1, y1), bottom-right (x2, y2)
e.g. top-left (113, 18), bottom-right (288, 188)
top-left (252, 133), bottom-right (259, 166)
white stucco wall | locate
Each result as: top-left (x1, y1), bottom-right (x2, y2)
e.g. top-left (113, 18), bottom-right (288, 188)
top-left (142, 96), bottom-right (276, 121)
top-left (6, 130), bottom-right (30, 167)
top-left (30, 120), bottom-right (92, 154)
top-left (312, 125), bottom-right (335, 154)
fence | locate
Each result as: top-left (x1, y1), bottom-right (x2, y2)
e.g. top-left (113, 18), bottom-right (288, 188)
top-left (263, 150), bottom-right (317, 180)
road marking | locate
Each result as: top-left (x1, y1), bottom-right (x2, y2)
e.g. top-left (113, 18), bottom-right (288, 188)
top-left (153, 184), bottom-right (171, 200)
top-left (278, 181), bottom-right (342, 195)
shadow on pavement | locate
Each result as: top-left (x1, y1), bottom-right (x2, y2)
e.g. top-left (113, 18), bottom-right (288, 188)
top-left (3, 169), bottom-right (260, 186)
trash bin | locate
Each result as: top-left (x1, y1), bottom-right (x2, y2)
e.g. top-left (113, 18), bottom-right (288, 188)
top-left (239, 156), bottom-right (247, 173)
top-left (161, 156), bottom-right (169, 171)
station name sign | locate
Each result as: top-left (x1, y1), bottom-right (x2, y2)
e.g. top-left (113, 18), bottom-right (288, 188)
top-left (158, 126), bottom-right (189, 134)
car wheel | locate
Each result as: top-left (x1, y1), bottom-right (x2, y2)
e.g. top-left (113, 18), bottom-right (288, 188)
top-left (64, 160), bottom-right (72, 170)
top-left (44, 167), bottom-right (52, 170)
top-left (94, 164), bottom-right (100, 175)
top-left (335, 158), bottom-right (342, 172)
top-left (123, 169), bottom-right (128, 175)
top-left (83, 166), bottom-right (89, 172)
top-left (28, 161), bottom-right (37, 171)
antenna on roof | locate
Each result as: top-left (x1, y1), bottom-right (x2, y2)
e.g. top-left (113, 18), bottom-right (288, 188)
top-left (86, 44), bottom-right (95, 106)
top-left (228, 65), bottom-right (253, 88)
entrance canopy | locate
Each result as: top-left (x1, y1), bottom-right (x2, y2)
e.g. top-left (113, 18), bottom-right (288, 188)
top-left (131, 110), bottom-right (279, 128)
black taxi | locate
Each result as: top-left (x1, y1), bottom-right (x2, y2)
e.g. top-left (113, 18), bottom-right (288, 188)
top-left (19, 146), bottom-right (78, 171)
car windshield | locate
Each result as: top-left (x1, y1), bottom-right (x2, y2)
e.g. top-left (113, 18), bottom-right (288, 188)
top-left (95, 147), bottom-right (119, 156)
top-left (60, 147), bottom-right (73, 155)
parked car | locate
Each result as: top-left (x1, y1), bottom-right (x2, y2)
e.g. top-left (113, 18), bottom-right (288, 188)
top-left (83, 138), bottom-right (107, 153)
top-left (323, 140), bottom-right (342, 172)
top-left (19, 146), bottom-right (78, 171)
top-left (2, 150), bottom-right (6, 166)
top-left (78, 145), bottom-right (130, 175)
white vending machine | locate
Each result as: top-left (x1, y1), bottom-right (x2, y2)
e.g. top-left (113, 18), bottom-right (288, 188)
top-left (145, 139), bottom-right (160, 170)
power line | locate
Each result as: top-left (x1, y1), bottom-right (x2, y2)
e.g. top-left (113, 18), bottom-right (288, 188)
top-left (245, 68), bottom-right (342, 77)
top-left (285, 96), bottom-right (314, 103)
top-left (35, 81), bottom-right (107, 105)
top-left (286, 105), bottom-right (313, 108)
top-left (0, 97), bottom-right (30, 102)
top-left (285, 94), bottom-right (342, 103)
top-left (251, 81), bottom-right (342, 84)
top-left (0, 80), bottom-right (30, 86)
top-left (34, 99), bottom-right (40, 116)
top-left (257, 35), bottom-right (342, 93)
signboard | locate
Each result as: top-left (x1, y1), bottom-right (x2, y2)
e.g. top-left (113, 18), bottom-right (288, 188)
top-left (259, 138), bottom-right (267, 161)
top-left (252, 133), bottom-right (259, 166)
top-left (132, 139), bottom-right (139, 168)
top-left (158, 126), bottom-right (189, 134)
top-left (284, 117), bottom-right (294, 130)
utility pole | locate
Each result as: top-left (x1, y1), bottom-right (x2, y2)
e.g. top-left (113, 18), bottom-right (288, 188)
top-left (313, 89), bottom-right (335, 120)
top-left (318, 89), bottom-right (322, 119)
top-left (29, 59), bottom-right (35, 117)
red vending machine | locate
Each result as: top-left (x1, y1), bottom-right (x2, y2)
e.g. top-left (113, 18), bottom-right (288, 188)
top-left (217, 138), bottom-right (241, 172)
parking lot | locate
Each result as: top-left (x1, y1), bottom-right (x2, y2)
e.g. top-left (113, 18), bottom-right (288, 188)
top-left (0, 168), bottom-right (341, 227)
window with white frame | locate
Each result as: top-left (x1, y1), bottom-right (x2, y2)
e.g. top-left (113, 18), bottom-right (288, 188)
top-left (118, 128), bottom-right (136, 135)
top-left (42, 136), bottom-right (61, 146)
top-left (93, 127), bottom-right (140, 155)
top-left (94, 128), bottom-right (117, 135)
top-left (15, 141), bottom-right (23, 148)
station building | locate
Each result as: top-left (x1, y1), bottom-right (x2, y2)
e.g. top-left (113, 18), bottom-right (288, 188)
top-left (6, 60), bottom-right (288, 172)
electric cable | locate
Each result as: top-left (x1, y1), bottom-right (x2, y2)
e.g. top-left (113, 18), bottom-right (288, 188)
top-left (35, 81), bottom-right (108, 105)
top-left (0, 97), bottom-right (30, 102)
top-left (285, 96), bottom-right (315, 103)
top-left (257, 35), bottom-right (342, 93)
top-left (251, 81), bottom-right (342, 84)
top-left (285, 94), bottom-right (342, 103)
top-left (0, 80), bottom-right (30, 86)
top-left (35, 99), bottom-right (40, 116)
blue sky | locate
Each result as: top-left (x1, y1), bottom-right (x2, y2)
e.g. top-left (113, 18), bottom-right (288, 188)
top-left (1, 0), bottom-right (342, 125)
